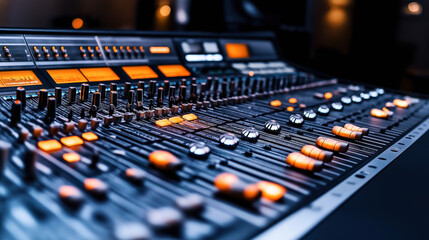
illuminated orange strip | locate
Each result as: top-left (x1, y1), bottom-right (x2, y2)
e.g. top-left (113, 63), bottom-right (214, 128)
top-left (149, 46), bottom-right (170, 54)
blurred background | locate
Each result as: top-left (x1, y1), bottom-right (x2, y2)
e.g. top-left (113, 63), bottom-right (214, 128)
top-left (0, 0), bottom-right (427, 94)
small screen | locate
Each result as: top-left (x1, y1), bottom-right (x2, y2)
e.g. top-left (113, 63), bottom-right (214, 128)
top-left (122, 66), bottom-right (159, 80)
top-left (79, 67), bottom-right (120, 82)
top-left (225, 43), bottom-right (250, 59)
top-left (0, 70), bottom-right (42, 88)
top-left (47, 69), bottom-right (88, 84)
top-left (158, 64), bottom-right (191, 77)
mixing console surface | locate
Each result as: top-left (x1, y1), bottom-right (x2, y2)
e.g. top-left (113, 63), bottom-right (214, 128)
top-left (0, 29), bottom-right (428, 240)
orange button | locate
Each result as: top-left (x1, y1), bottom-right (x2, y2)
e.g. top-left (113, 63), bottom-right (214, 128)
top-left (324, 92), bottom-right (333, 99)
top-left (371, 108), bottom-right (388, 118)
top-left (61, 136), bottom-right (84, 147)
top-left (256, 181), bottom-right (286, 201)
top-left (149, 46), bottom-right (170, 54)
top-left (393, 99), bottom-right (408, 108)
top-left (155, 119), bottom-right (172, 127)
top-left (82, 132), bottom-right (98, 141)
top-left (214, 173), bottom-right (238, 191)
top-left (287, 106), bottom-right (294, 112)
top-left (270, 100), bottom-right (281, 107)
top-left (169, 116), bottom-right (183, 123)
top-left (63, 152), bottom-right (81, 163)
top-left (182, 113), bottom-right (197, 121)
top-left (157, 65), bottom-right (191, 77)
top-left (288, 98), bottom-right (297, 104)
top-left (148, 150), bottom-right (182, 171)
top-left (38, 139), bottom-right (62, 152)
top-left (286, 152), bottom-right (324, 172)
top-left (59, 185), bottom-right (81, 198)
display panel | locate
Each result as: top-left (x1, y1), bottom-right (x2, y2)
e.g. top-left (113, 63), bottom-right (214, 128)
top-left (122, 66), bottom-right (159, 79)
top-left (79, 67), bottom-right (120, 82)
top-left (149, 46), bottom-right (171, 54)
top-left (0, 70), bottom-right (42, 88)
top-left (47, 69), bottom-right (88, 84)
top-left (225, 43), bottom-right (250, 59)
top-left (157, 64), bottom-right (191, 77)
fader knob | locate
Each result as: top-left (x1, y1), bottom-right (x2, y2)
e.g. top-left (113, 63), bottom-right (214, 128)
top-left (55, 87), bottom-right (62, 106)
top-left (91, 92), bottom-right (101, 107)
top-left (11, 100), bottom-right (22, 125)
top-left (264, 120), bottom-right (281, 134)
top-left (241, 127), bottom-right (260, 142)
top-left (98, 83), bottom-right (106, 99)
top-left (45, 97), bottom-right (56, 123)
top-left (80, 84), bottom-right (89, 101)
top-left (289, 114), bottom-right (304, 126)
top-left (38, 89), bottom-right (48, 109)
top-left (189, 142), bottom-right (211, 159)
top-left (68, 87), bottom-right (76, 104)
top-left (16, 87), bottom-right (26, 109)
top-left (303, 109), bottom-right (317, 120)
top-left (23, 145), bottom-right (37, 180)
top-left (219, 133), bottom-right (239, 149)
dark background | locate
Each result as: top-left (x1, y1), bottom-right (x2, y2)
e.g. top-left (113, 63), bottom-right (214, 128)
top-left (0, 0), bottom-right (428, 94)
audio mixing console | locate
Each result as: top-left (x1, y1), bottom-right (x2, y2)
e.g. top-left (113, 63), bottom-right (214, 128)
top-left (0, 29), bottom-right (427, 240)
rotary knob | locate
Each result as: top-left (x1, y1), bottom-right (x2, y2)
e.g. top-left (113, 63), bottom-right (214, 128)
top-left (189, 142), bottom-right (211, 159)
top-left (341, 96), bottom-right (352, 105)
top-left (289, 114), bottom-right (304, 126)
top-left (303, 109), bottom-right (317, 120)
top-left (241, 127), bottom-right (260, 142)
top-left (360, 92), bottom-right (370, 100)
top-left (318, 105), bottom-right (330, 115)
top-left (219, 133), bottom-right (239, 149)
top-left (264, 120), bottom-right (281, 134)
top-left (331, 102), bottom-right (343, 111)
top-left (351, 95), bottom-right (362, 103)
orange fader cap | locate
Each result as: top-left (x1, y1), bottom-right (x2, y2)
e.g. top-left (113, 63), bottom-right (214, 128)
top-left (256, 181), bottom-right (286, 201)
top-left (286, 152), bottom-right (324, 172)
top-left (316, 137), bottom-right (349, 153)
top-left (300, 145), bottom-right (333, 162)
top-left (148, 150), bottom-right (183, 171)
top-left (214, 173), bottom-right (261, 202)
top-left (344, 123), bottom-right (369, 136)
top-left (332, 126), bottom-right (363, 140)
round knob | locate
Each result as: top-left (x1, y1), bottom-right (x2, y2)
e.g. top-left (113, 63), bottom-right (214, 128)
top-left (351, 95), bottom-right (362, 103)
top-left (303, 109), bottom-right (317, 120)
top-left (369, 91), bottom-right (378, 98)
top-left (341, 96), bottom-right (352, 105)
top-left (264, 120), bottom-right (281, 134)
top-left (241, 127), bottom-right (260, 142)
top-left (289, 114), bottom-right (304, 126)
top-left (219, 133), bottom-right (239, 149)
top-left (331, 102), bottom-right (343, 111)
top-left (318, 105), bottom-right (330, 115)
top-left (189, 142), bottom-right (211, 159)
top-left (360, 92), bottom-right (370, 100)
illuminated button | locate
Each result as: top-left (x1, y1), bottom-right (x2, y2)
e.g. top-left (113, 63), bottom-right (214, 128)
top-left (63, 152), bottom-right (80, 163)
top-left (303, 109), bottom-right (317, 120)
top-left (125, 168), bottom-right (146, 185)
top-left (214, 173), bottom-right (261, 201)
top-left (371, 108), bottom-right (389, 119)
top-left (270, 100), bottom-right (281, 107)
top-left (169, 116), bottom-right (183, 123)
top-left (375, 88), bottom-right (385, 95)
top-left (324, 92), bottom-right (333, 99)
top-left (149, 46), bottom-right (170, 54)
top-left (351, 95), bottom-right (362, 103)
top-left (301, 145), bottom-right (333, 162)
top-left (38, 139), bottom-right (62, 152)
top-left (219, 133), bottom-right (239, 149)
top-left (318, 105), bottom-right (330, 115)
top-left (61, 136), bottom-right (84, 147)
top-left (256, 181), bottom-right (286, 201)
top-left (241, 127), bottom-right (260, 142)
top-left (175, 194), bottom-right (205, 215)
top-left (84, 178), bottom-right (108, 199)
top-left (369, 91), bottom-right (378, 98)
top-left (341, 96), bottom-right (352, 105)
top-left (289, 114), bottom-right (304, 126)
top-left (155, 119), bottom-right (172, 127)
top-left (82, 132), bottom-right (98, 141)
top-left (331, 102), bottom-right (343, 111)
top-left (59, 185), bottom-right (84, 209)
top-left (286, 106), bottom-right (294, 112)
top-left (360, 92), bottom-right (370, 100)
top-left (286, 152), bottom-right (323, 172)
top-left (393, 99), bottom-right (409, 108)
top-left (182, 113), bottom-right (197, 121)
top-left (264, 120), bottom-right (281, 134)
top-left (316, 137), bottom-right (349, 152)
top-left (148, 150), bottom-right (183, 171)
top-left (332, 126), bottom-right (363, 140)
top-left (344, 123), bottom-right (369, 135)
top-left (189, 142), bottom-right (211, 159)
top-left (288, 98), bottom-right (297, 104)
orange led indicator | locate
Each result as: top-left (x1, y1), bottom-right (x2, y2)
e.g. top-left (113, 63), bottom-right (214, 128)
top-left (149, 46), bottom-right (171, 54)
top-left (288, 98), bottom-right (297, 104)
top-left (270, 100), bottom-right (281, 107)
top-left (287, 106), bottom-right (294, 112)
top-left (316, 137), bottom-right (349, 152)
top-left (300, 145), bottom-right (333, 162)
top-left (59, 185), bottom-right (81, 198)
top-left (332, 126), bottom-right (363, 140)
top-left (38, 139), bottom-right (62, 152)
top-left (393, 99), bottom-right (409, 108)
top-left (157, 65), bottom-right (191, 77)
top-left (214, 173), bottom-right (239, 191)
top-left (47, 69), bottom-right (88, 84)
top-left (148, 150), bottom-right (182, 171)
top-left (286, 152), bottom-right (324, 172)
top-left (344, 123), bottom-right (369, 135)
top-left (122, 66), bottom-right (158, 80)
top-left (324, 92), bottom-right (333, 99)
top-left (82, 132), bottom-right (98, 141)
top-left (84, 178), bottom-right (105, 191)
top-left (155, 119), bottom-right (172, 127)
top-left (371, 108), bottom-right (388, 118)
top-left (0, 70), bottom-right (42, 88)
top-left (214, 173), bottom-right (261, 201)
top-left (63, 152), bottom-right (81, 163)
top-left (225, 43), bottom-right (250, 59)
top-left (256, 181), bottom-right (286, 201)
top-left (169, 116), bottom-right (184, 123)
top-left (61, 136), bottom-right (84, 147)
top-left (79, 67), bottom-right (120, 82)
top-left (182, 113), bottom-right (197, 121)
